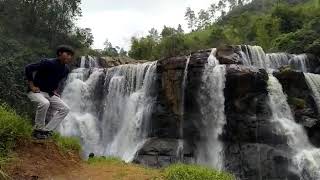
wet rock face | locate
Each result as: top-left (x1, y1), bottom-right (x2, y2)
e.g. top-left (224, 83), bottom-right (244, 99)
top-left (222, 66), bottom-right (298, 179)
top-left (135, 50), bottom-right (293, 180)
top-left (216, 46), bottom-right (242, 65)
top-left (98, 56), bottom-right (147, 68)
top-left (133, 138), bottom-right (193, 168)
top-left (225, 143), bottom-right (299, 180)
top-left (134, 49), bottom-right (319, 180)
top-left (274, 69), bottom-right (320, 147)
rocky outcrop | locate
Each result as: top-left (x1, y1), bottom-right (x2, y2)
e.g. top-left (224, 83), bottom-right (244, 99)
top-left (216, 46), bottom-right (242, 64)
top-left (134, 50), bottom-right (302, 180)
top-left (133, 138), bottom-right (193, 167)
top-left (72, 56), bottom-right (146, 69)
top-left (98, 56), bottom-right (147, 68)
top-left (222, 66), bottom-right (301, 179)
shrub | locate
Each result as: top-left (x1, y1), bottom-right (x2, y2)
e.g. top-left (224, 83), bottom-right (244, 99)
top-left (51, 133), bottom-right (81, 153)
top-left (164, 164), bottom-right (235, 180)
top-left (0, 104), bottom-right (32, 158)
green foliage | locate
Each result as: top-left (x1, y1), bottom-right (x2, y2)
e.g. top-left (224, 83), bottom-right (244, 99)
top-left (0, 104), bottom-right (32, 179)
top-left (164, 164), bottom-right (235, 180)
top-left (87, 156), bottom-right (125, 165)
top-left (128, 0), bottom-right (320, 60)
top-left (272, 29), bottom-right (319, 54)
top-left (0, 104), bottom-right (32, 158)
top-left (0, 0), bottom-right (95, 115)
top-left (51, 133), bottom-right (81, 153)
top-left (254, 15), bottom-right (281, 50)
top-left (271, 3), bottom-right (304, 33)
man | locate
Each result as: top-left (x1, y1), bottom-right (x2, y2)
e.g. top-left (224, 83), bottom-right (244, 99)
top-left (25, 45), bottom-right (74, 139)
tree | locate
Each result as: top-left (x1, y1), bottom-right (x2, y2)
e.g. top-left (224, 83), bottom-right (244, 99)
top-left (119, 48), bottom-right (128, 57)
top-left (148, 28), bottom-right (160, 42)
top-left (217, 0), bottom-right (227, 18)
top-left (185, 7), bottom-right (197, 31)
top-left (161, 26), bottom-right (177, 37)
top-left (208, 3), bottom-right (217, 20)
top-left (128, 36), bottom-right (158, 60)
top-left (197, 9), bottom-right (211, 30)
top-left (75, 28), bottom-right (94, 48)
top-left (177, 24), bottom-right (184, 34)
top-left (103, 39), bottom-right (118, 57)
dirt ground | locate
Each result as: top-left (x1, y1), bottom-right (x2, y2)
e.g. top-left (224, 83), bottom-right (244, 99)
top-left (4, 140), bottom-right (163, 180)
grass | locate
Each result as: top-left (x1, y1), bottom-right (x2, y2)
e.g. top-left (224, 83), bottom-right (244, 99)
top-left (85, 156), bottom-right (165, 179)
top-left (87, 156), bottom-right (125, 165)
top-left (0, 104), bottom-right (82, 179)
top-left (164, 164), bottom-right (235, 180)
top-left (51, 132), bottom-right (81, 153)
top-left (0, 104), bottom-right (32, 179)
top-left (86, 157), bottom-right (235, 180)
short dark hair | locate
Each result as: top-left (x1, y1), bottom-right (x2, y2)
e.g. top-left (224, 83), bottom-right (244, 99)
top-left (56, 45), bottom-right (74, 56)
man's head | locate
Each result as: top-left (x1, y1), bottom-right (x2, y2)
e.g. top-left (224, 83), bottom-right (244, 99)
top-left (56, 45), bottom-right (74, 64)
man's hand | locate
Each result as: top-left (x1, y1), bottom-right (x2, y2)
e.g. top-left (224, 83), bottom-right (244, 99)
top-left (29, 81), bottom-right (40, 93)
top-left (53, 90), bottom-right (60, 97)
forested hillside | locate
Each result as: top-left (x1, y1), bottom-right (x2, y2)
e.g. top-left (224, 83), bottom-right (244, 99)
top-left (0, 0), bottom-right (93, 115)
top-left (128, 0), bottom-right (320, 60)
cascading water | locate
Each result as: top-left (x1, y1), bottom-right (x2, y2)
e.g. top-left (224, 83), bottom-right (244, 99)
top-left (196, 48), bottom-right (226, 170)
top-left (59, 56), bottom-right (103, 156)
top-left (59, 57), bottom-right (157, 162)
top-left (266, 53), bottom-right (290, 69)
top-left (177, 55), bottom-right (191, 161)
top-left (100, 62), bottom-right (157, 162)
top-left (304, 73), bottom-right (320, 112)
top-left (267, 74), bottom-right (320, 179)
top-left (240, 45), bottom-right (309, 72)
top-left (289, 54), bottom-right (309, 72)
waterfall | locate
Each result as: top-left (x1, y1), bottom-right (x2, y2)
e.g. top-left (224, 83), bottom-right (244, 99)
top-left (60, 57), bottom-right (157, 162)
top-left (59, 56), bottom-right (103, 156)
top-left (100, 62), bottom-right (157, 162)
top-left (266, 53), bottom-right (290, 69)
top-left (305, 73), bottom-right (320, 112)
top-left (240, 45), bottom-right (309, 72)
top-left (196, 48), bottom-right (226, 170)
top-left (267, 74), bottom-right (320, 179)
top-left (289, 54), bottom-right (309, 72)
top-left (177, 55), bottom-right (191, 161)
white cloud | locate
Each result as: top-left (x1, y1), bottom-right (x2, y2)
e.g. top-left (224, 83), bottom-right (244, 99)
top-left (77, 0), bottom-right (218, 50)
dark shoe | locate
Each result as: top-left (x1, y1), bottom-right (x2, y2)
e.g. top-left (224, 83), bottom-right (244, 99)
top-left (32, 130), bottom-right (48, 140)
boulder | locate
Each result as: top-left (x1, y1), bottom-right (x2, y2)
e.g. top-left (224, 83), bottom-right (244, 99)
top-left (216, 46), bottom-right (242, 65)
top-left (134, 138), bottom-right (193, 168)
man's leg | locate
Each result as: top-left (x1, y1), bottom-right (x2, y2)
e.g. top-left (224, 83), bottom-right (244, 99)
top-left (45, 95), bottom-right (70, 131)
top-left (27, 92), bottom-right (50, 130)
top-left (45, 105), bottom-right (57, 124)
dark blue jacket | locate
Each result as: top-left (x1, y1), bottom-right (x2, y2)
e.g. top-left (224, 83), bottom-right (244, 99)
top-left (25, 58), bottom-right (70, 95)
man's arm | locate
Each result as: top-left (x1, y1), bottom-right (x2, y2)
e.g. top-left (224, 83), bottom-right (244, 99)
top-left (25, 60), bottom-right (48, 93)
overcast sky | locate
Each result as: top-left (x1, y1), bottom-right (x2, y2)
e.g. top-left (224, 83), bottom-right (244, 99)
top-left (76, 0), bottom-right (218, 50)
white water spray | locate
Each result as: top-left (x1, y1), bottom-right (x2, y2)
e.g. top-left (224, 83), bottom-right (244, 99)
top-left (305, 73), bottom-right (320, 112)
top-left (60, 57), bottom-right (103, 156)
top-left (100, 62), bottom-right (157, 162)
top-left (268, 74), bottom-right (320, 179)
top-left (196, 48), bottom-right (226, 170)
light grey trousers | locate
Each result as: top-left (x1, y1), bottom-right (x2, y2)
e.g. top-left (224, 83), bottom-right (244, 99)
top-left (28, 91), bottom-right (70, 131)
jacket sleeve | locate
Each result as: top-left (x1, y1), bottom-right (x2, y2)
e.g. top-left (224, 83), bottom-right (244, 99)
top-left (25, 59), bottom-right (49, 81)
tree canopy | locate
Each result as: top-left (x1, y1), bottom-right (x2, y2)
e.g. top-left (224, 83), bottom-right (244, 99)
top-left (128, 0), bottom-right (320, 60)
